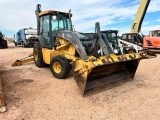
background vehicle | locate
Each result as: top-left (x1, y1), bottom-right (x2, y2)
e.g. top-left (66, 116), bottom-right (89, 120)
top-left (143, 30), bottom-right (160, 50)
top-left (14, 28), bottom-right (37, 47)
top-left (120, 0), bottom-right (160, 52)
top-left (102, 30), bottom-right (143, 54)
top-left (121, 0), bottom-right (150, 46)
top-left (149, 30), bottom-right (160, 37)
top-left (0, 31), bottom-right (8, 48)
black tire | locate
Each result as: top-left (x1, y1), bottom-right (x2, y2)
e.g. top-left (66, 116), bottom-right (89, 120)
top-left (33, 43), bottom-right (46, 67)
top-left (15, 42), bottom-right (17, 46)
top-left (59, 56), bottom-right (72, 75)
top-left (22, 42), bottom-right (28, 48)
top-left (123, 48), bottom-right (136, 54)
top-left (127, 48), bottom-right (136, 54)
top-left (50, 56), bottom-right (71, 79)
top-left (22, 42), bottom-right (25, 48)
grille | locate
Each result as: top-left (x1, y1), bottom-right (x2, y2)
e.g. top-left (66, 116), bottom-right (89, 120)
top-left (146, 40), bottom-right (153, 46)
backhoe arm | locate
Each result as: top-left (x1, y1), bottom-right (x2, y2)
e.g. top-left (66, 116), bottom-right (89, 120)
top-left (130, 0), bottom-right (150, 33)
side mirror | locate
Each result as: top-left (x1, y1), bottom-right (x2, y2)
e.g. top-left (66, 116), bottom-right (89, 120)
top-left (72, 25), bottom-right (75, 31)
top-left (52, 16), bottom-right (57, 22)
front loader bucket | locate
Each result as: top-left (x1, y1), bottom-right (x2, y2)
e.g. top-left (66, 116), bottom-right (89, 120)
top-left (73, 52), bottom-right (150, 96)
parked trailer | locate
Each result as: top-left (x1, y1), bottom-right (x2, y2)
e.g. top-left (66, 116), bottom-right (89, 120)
top-left (14, 28), bottom-right (37, 47)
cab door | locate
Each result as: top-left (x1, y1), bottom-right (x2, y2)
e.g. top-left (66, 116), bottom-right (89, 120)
top-left (40, 15), bottom-right (51, 46)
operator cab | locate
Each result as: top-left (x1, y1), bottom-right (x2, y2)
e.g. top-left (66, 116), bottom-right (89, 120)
top-left (102, 30), bottom-right (119, 47)
top-left (36, 8), bottom-right (72, 47)
top-left (101, 30), bottom-right (121, 54)
top-left (153, 30), bottom-right (160, 37)
top-left (121, 33), bottom-right (143, 45)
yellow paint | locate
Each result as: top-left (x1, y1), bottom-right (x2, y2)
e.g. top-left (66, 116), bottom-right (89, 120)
top-left (53, 62), bottom-right (62, 73)
top-left (42, 48), bottom-right (62, 64)
top-left (41, 37), bottom-right (77, 64)
top-left (39, 10), bottom-right (72, 17)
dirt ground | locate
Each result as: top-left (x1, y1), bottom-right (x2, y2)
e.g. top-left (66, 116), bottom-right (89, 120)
top-left (0, 42), bottom-right (160, 120)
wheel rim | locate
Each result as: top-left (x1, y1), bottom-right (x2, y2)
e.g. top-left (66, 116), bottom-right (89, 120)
top-left (128, 50), bottom-right (134, 54)
top-left (53, 62), bottom-right (62, 73)
top-left (34, 49), bottom-right (38, 61)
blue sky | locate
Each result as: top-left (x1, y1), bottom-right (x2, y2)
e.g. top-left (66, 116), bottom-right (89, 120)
top-left (0, 0), bottom-right (160, 38)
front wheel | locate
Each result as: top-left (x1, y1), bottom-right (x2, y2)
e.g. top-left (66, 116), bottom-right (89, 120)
top-left (123, 48), bottom-right (136, 54)
top-left (50, 56), bottom-right (71, 79)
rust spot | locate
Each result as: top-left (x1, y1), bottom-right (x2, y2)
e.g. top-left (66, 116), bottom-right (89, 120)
top-left (72, 62), bottom-right (76, 69)
top-left (117, 57), bottom-right (123, 61)
top-left (129, 54), bottom-right (136, 59)
top-left (76, 75), bottom-right (85, 85)
top-left (75, 74), bottom-right (87, 94)
top-left (102, 59), bottom-right (108, 64)
top-left (122, 56), bottom-right (128, 61)
top-left (73, 70), bottom-right (81, 76)
top-left (110, 58), bottom-right (115, 63)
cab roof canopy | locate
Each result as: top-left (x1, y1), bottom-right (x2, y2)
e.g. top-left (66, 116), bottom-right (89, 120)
top-left (39, 10), bottom-right (72, 17)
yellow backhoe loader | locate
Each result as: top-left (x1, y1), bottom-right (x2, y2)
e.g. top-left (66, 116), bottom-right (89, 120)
top-left (121, 0), bottom-right (150, 45)
top-left (12, 4), bottom-right (156, 96)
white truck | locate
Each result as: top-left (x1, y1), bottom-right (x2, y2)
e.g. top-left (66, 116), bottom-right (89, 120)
top-left (14, 28), bottom-right (37, 47)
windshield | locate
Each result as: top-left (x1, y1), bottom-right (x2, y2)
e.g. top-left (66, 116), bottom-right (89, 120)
top-left (155, 31), bottom-right (160, 37)
top-left (51, 14), bottom-right (71, 31)
top-left (103, 31), bottom-right (117, 43)
top-left (158, 31), bottom-right (160, 37)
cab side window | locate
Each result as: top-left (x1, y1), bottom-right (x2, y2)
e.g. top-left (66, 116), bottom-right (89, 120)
top-left (40, 15), bottom-right (50, 45)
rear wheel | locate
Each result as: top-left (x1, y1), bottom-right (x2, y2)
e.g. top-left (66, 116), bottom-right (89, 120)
top-left (22, 42), bottom-right (28, 48)
top-left (14, 42), bottom-right (17, 46)
top-left (50, 56), bottom-right (71, 79)
top-left (127, 48), bottom-right (136, 54)
top-left (33, 43), bottom-right (46, 67)
top-left (21, 42), bottom-right (24, 47)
